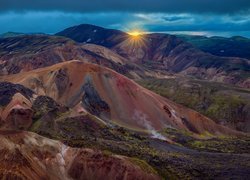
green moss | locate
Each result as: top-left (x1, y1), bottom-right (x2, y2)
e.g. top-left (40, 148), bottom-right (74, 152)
top-left (29, 120), bottom-right (42, 132)
top-left (137, 78), bottom-right (250, 131)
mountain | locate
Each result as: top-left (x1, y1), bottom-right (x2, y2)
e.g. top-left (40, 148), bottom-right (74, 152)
top-left (1, 27), bottom-right (249, 88)
top-left (0, 60), bottom-right (240, 136)
top-left (0, 35), bottom-right (156, 78)
top-left (0, 32), bottom-right (26, 38)
top-left (0, 25), bottom-right (249, 133)
top-left (56, 24), bottom-right (250, 88)
top-left (177, 35), bottom-right (250, 60)
top-left (55, 24), bottom-right (126, 47)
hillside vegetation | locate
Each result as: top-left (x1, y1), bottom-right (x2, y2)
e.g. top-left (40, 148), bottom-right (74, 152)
top-left (138, 77), bottom-right (250, 132)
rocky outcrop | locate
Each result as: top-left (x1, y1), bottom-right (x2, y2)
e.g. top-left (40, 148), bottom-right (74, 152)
top-left (32, 95), bottom-right (69, 121)
top-left (0, 82), bottom-right (33, 107)
top-left (0, 131), bottom-right (160, 180)
top-left (0, 82), bottom-right (34, 130)
top-left (55, 68), bottom-right (70, 98)
top-left (82, 80), bottom-right (110, 118)
top-left (0, 82), bottom-right (69, 131)
top-left (4, 108), bottom-right (33, 130)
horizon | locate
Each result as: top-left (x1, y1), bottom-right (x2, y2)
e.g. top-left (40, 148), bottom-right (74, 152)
top-left (1, 23), bottom-right (250, 39)
top-left (0, 1), bottom-right (250, 38)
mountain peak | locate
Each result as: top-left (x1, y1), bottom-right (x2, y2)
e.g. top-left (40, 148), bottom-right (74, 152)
top-left (56, 24), bottom-right (126, 47)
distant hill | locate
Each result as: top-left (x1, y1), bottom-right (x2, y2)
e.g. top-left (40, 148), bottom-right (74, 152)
top-left (177, 35), bottom-right (250, 60)
top-left (0, 32), bottom-right (25, 38)
top-left (0, 32), bottom-right (47, 39)
top-left (56, 24), bottom-right (126, 47)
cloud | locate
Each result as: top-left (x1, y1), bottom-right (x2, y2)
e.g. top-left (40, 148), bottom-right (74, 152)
top-left (0, 0), bottom-right (250, 14)
top-left (163, 15), bottom-right (191, 22)
top-left (133, 13), bottom-right (250, 31)
top-left (0, 0), bottom-right (249, 37)
top-left (0, 11), bottom-right (250, 38)
top-left (0, 11), bottom-right (133, 33)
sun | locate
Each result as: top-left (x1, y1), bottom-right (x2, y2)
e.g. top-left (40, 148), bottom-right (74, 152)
top-left (128, 30), bottom-right (144, 37)
top-left (123, 30), bottom-right (148, 49)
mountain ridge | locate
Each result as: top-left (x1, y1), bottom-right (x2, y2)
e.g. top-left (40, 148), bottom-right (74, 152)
top-left (1, 60), bottom-right (243, 136)
top-left (56, 24), bottom-right (250, 88)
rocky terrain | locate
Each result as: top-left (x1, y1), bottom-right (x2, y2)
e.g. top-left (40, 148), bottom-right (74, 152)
top-left (0, 130), bottom-right (160, 179)
top-left (0, 35), bottom-right (153, 79)
top-left (0, 75), bottom-right (249, 179)
top-left (177, 35), bottom-right (250, 60)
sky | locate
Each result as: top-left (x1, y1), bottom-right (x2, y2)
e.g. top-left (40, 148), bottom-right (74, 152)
top-left (0, 0), bottom-right (250, 37)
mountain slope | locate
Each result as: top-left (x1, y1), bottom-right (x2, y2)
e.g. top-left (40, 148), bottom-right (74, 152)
top-left (0, 35), bottom-right (161, 79)
top-left (56, 24), bottom-right (250, 88)
top-left (0, 81), bottom-right (249, 179)
top-left (177, 35), bottom-right (250, 60)
top-left (1, 60), bottom-right (242, 136)
top-left (0, 64), bottom-right (249, 179)
top-left (0, 130), bottom-right (160, 179)
top-left (138, 77), bottom-right (250, 132)
top-left (56, 24), bottom-right (126, 47)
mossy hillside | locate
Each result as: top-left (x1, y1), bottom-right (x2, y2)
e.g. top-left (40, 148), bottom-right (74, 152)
top-left (30, 109), bottom-right (250, 179)
top-left (177, 35), bottom-right (250, 60)
top-left (162, 127), bottom-right (250, 154)
top-left (137, 78), bottom-right (250, 132)
top-left (28, 94), bottom-right (250, 179)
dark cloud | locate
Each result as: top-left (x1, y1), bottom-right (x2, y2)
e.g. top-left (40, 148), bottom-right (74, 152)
top-left (0, 1), bottom-right (249, 37)
top-left (163, 16), bottom-right (190, 22)
top-left (0, 0), bottom-right (250, 14)
top-left (0, 12), bottom-right (250, 37)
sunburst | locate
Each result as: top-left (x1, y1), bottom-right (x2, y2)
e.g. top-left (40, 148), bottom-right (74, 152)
top-left (124, 30), bottom-right (148, 49)
top-left (128, 31), bottom-right (143, 37)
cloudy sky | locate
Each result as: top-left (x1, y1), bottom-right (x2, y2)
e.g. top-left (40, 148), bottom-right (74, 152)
top-left (0, 0), bottom-right (250, 37)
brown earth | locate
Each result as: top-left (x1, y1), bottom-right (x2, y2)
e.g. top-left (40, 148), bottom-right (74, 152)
top-left (1, 60), bottom-right (243, 136)
top-left (0, 130), bottom-right (160, 180)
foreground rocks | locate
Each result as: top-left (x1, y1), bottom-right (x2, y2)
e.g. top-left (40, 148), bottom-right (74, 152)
top-left (0, 131), bottom-right (160, 180)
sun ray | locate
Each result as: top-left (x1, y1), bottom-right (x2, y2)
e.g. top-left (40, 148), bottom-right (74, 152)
top-left (123, 30), bottom-right (148, 49)
top-left (128, 31), bottom-right (143, 37)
